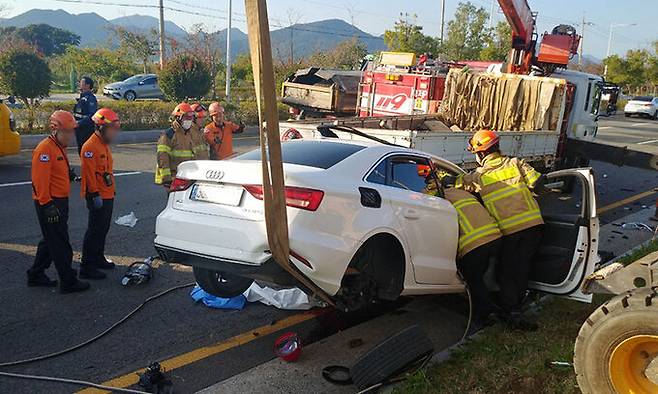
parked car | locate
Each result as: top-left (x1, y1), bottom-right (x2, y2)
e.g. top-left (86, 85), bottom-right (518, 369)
top-left (154, 134), bottom-right (599, 311)
top-left (624, 96), bottom-right (658, 119)
top-left (102, 74), bottom-right (164, 101)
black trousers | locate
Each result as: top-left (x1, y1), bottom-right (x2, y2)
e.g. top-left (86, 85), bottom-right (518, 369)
top-left (497, 225), bottom-right (543, 313)
top-left (75, 126), bottom-right (94, 156)
top-left (82, 198), bottom-right (114, 266)
top-left (457, 238), bottom-right (502, 318)
top-left (30, 198), bottom-right (76, 285)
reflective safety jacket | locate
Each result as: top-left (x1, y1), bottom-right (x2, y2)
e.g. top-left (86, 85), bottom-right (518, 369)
top-left (80, 132), bottom-right (115, 199)
top-left (155, 121), bottom-right (209, 184)
top-left (31, 136), bottom-right (71, 205)
top-left (457, 153), bottom-right (543, 236)
top-left (444, 187), bottom-right (502, 258)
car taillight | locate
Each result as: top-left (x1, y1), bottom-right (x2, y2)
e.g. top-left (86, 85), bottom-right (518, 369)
top-left (244, 185), bottom-right (324, 211)
top-left (170, 177), bottom-right (193, 192)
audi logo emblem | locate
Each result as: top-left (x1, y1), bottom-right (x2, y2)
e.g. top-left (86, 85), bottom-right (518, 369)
top-left (205, 170), bottom-right (224, 180)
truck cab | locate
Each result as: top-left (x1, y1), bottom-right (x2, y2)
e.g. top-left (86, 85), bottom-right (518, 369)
top-left (553, 69), bottom-right (603, 140)
top-left (0, 97), bottom-right (20, 157)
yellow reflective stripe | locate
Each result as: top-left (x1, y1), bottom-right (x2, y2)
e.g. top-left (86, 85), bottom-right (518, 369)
top-left (525, 169), bottom-right (541, 185)
top-left (453, 198), bottom-right (480, 233)
top-left (452, 198), bottom-right (479, 210)
top-left (158, 168), bottom-right (171, 176)
top-left (157, 145), bottom-right (172, 153)
top-left (192, 145), bottom-right (207, 153)
top-left (171, 150), bottom-right (194, 158)
top-left (459, 224), bottom-right (500, 252)
top-left (155, 167), bottom-right (171, 184)
top-left (481, 183), bottom-right (525, 204)
top-left (481, 166), bottom-right (521, 186)
top-left (455, 175), bottom-right (464, 189)
top-left (497, 209), bottom-right (542, 230)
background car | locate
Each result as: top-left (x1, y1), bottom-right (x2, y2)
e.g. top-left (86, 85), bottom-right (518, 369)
top-left (624, 96), bottom-right (658, 119)
top-left (154, 137), bottom-right (599, 311)
top-left (102, 74), bottom-right (164, 101)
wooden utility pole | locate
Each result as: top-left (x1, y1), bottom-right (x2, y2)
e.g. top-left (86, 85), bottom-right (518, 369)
top-left (244, 0), bottom-right (334, 305)
top-left (158, 0), bottom-right (165, 69)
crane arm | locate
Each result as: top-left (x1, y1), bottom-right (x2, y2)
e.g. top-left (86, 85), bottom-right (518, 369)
top-left (497, 0), bottom-right (535, 49)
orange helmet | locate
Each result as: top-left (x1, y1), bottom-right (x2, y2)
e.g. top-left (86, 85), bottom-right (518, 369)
top-left (191, 103), bottom-right (206, 119)
top-left (49, 110), bottom-right (77, 130)
top-left (92, 108), bottom-right (120, 125)
top-left (172, 102), bottom-right (194, 117)
top-left (467, 129), bottom-right (500, 153)
top-left (208, 102), bottom-right (224, 116)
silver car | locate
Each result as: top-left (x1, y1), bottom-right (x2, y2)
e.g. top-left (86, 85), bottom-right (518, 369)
top-left (103, 74), bottom-right (164, 101)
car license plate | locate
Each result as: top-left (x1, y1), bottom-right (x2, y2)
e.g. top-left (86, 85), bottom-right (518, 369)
top-left (190, 184), bottom-right (243, 206)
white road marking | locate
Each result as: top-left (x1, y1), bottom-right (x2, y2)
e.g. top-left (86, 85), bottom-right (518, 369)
top-left (631, 123), bottom-right (650, 127)
top-left (598, 126), bottom-right (612, 130)
top-left (638, 139), bottom-right (658, 145)
top-left (0, 171), bottom-right (142, 188)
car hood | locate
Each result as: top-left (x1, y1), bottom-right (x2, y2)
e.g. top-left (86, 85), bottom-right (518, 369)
top-left (104, 82), bottom-right (124, 89)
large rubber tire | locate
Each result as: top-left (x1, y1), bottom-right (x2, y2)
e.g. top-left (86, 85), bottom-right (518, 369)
top-left (193, 267), bottom-right (253, 298)
top-left (574, 287), bottom-right (658, 394)
top-left (350, 325), bottom-right (434, 390)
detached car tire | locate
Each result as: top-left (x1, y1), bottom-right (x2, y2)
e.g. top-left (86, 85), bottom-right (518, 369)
top-left (193, 267), bottom-right (253, 298)
top-left (574, 287), bottom-right (658, 394)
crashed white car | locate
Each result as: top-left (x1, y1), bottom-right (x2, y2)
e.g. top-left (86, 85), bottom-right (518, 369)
top-left (155, 135), bottom-right (599, 310)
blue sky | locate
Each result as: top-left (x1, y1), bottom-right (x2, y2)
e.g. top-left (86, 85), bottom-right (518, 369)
top-left (3, 0), bottom-right (656, 59)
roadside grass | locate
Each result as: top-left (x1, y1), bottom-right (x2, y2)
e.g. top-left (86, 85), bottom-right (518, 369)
top-left (616, 238), bottom-right (658, 266)
top-left (399, 295), bottom-right (610, 394)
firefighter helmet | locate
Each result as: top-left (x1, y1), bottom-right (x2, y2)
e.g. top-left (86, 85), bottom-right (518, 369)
top-left (467, 129), bottom-right (500, 153)
top-left (191, 103), bottom-right (206, 119)
top-left (49, 110), bottom-right (77, 130)
top-left (172, 102), bottom-right (194, 117)
top-left (208, 102), bottom-right (224, 117)
top-left (92, 108), bottom-right (120, 125)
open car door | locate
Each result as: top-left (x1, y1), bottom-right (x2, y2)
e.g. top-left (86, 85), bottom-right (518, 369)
top-left (529, 168), bottom-right (599, 302)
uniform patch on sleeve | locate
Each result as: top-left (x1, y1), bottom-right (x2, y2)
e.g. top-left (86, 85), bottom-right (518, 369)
top-left (39, 154), bottom-right (50, 162)
top-left (83, 151), bottom-right (94, 158)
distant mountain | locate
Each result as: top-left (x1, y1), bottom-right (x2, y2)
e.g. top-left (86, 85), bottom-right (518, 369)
top-left (0, 10), bottom-right (387, 60)
top-left (110, 15), bottom-right (187, 37)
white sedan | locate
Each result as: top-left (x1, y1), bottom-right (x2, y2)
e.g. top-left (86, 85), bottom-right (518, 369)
top-left (624, 96), bottom-right (658, 119)
top-left (154, 136), bottom-right (599, 310)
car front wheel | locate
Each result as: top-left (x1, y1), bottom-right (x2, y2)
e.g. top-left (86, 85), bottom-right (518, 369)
top-left (193, 267), bottom-right (253, 298)
top-left (124, 90), bottom-right (137, 101)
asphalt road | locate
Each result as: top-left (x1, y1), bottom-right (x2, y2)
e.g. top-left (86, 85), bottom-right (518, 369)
top-left (0, 116), bottom-right (656, 393)
top-left (597, 113), bottom-right (658, 152)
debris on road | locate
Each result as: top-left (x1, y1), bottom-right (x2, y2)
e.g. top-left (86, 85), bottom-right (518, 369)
top-left (137, 362), bottom-right (173, 394)
top-left (273, 332), bottom-right (302, 362)
top-left (115, 212), bottom-right (138, 227)
top-left (121, 257), bottom-right (155, 286)
top-left (244, 282), bottom-right (317, 310)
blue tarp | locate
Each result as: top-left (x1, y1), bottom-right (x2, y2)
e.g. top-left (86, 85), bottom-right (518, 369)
top-left (190, 285), bottom-right (247, 310)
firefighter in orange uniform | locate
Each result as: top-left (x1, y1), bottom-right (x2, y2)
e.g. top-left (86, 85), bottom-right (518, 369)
top-left (79, 108), bottom-right (121, 280)
top-left (204, 102), bottom-right (244, 160)
top-left (29, 111), bottom-right (90, 293)
top-left (191, 103), bottom-right (207, 129)
top-left (457, 130), bottom-right (545, 331)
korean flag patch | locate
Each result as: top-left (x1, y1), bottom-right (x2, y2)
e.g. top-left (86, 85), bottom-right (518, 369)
top-left (83, 151), bottom-right (94, 158)
top-left (39, 154), bottom-right (50, 162)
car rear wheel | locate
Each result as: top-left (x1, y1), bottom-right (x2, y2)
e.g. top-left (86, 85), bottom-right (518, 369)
top-left (653, 110), bottom-right (658, 120)
top-left (193, 267), bottom-right (253, 298)
top-left (625, 113), bottom-right (631, 118)
top-left (124, 90), bottom-right (137, 101)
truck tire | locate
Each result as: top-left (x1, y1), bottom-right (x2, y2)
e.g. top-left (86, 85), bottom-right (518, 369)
top-left (350, 325), bottom-right (434, 390)
top-left (574, 287), bottom-right (658, 394)
top-left (193, 267), bottom-right (253, 298)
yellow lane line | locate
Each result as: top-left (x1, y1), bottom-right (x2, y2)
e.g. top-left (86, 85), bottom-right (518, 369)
top-left (76, 311), bottom-right (321, 394)
top-left (597, 188), bottom-right (658, 214)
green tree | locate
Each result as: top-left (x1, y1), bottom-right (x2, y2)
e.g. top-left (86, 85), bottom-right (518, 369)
top-left (0, 48), bottom-right (51, 129)
top-left (0, 24), bottom-right (80, 56)
top-left (51, 46), bottom-right (139, 87)
top-left (159, 54), bottom-right (211, 101)
top-left (384, 14), bottom-right (439, 55)
top-left (110, 26), bottom-right (157, 73)
top-left (480, 21), bottom-right (511, 62)
top-left (307, 38), bottom-right (368, 70)
top-left (441, 2), bottom-right (490, 60)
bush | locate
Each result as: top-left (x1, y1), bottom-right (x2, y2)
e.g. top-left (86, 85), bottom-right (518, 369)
top-left (12, 99), bottom-right (290, 134)
top-left (159, 55), bottom-right (211, 101)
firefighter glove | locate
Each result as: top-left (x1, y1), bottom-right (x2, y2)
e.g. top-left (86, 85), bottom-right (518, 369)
top-left (42, 202), bottom-right (60, 224)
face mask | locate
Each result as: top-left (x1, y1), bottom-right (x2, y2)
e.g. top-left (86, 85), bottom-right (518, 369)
top-left (181, 120), bottom-right (193, 130)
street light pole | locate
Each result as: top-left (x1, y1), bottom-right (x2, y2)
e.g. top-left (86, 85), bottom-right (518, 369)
top-left (158, 0), bottom-right (165, 69)
top-left (604, 22), bottom-right (636, 76)
top-left (225, 0), bottom-right (232, 101)
top-left (439, 0), bottom-right (445, 43)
